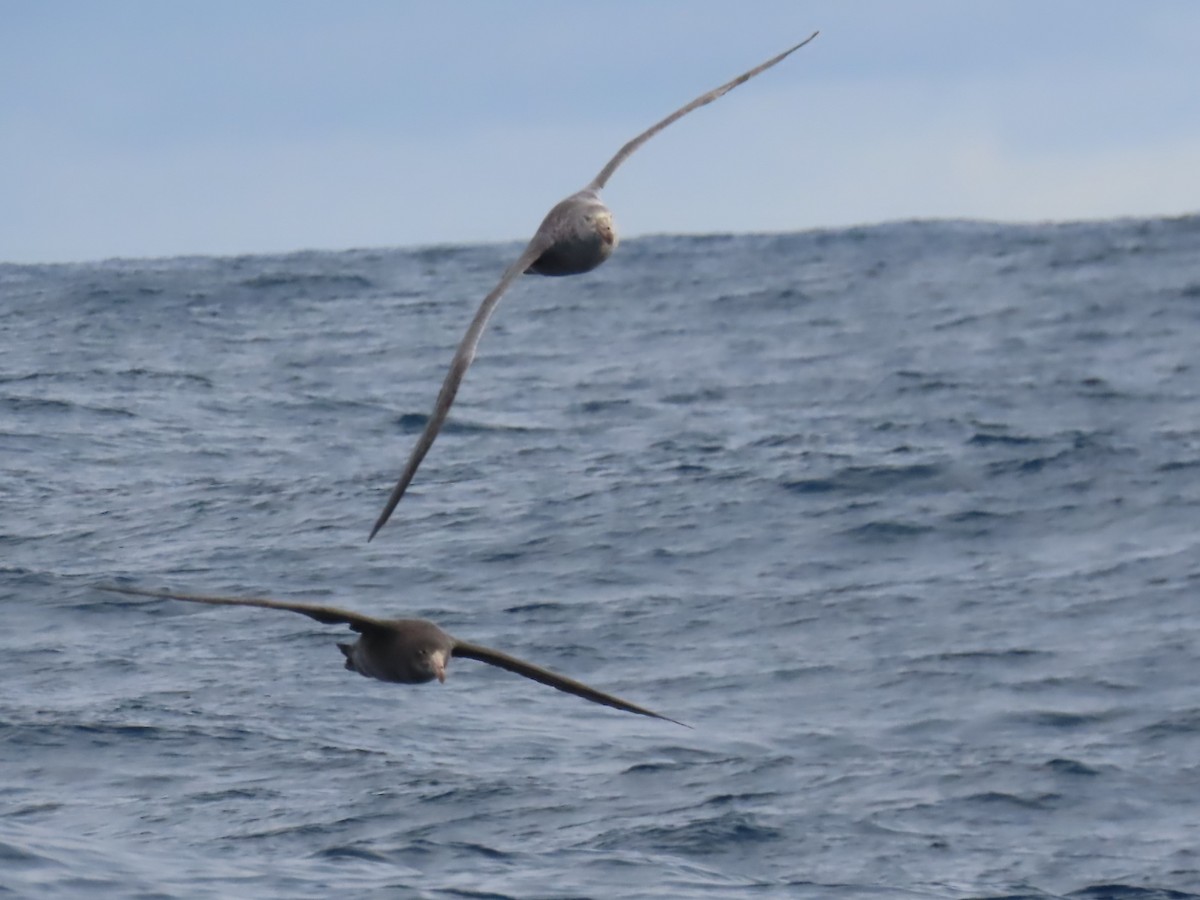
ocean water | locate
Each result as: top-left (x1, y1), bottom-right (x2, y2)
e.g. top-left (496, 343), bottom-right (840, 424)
top-left (2, 215), bottom-right (1200, 899)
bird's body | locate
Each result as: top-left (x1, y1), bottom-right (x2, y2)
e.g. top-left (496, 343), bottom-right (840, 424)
top-left (336, 618), bottom-right (450, 684)
top-left (369, 33), bottom-right (819, 539)
top-left (525, 190), bottom-right (617, 276)
top-left (100, 584), bottom-right (686, 726)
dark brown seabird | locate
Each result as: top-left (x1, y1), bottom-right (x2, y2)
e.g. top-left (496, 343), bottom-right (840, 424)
top-left (100, 585), bottom-right (687, 727)
top-left (369, 32), bottom-right (819, 540)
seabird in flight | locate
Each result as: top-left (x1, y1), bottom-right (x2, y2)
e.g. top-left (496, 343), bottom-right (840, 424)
top-left (369, 33), bottom-right (819, 539)
top-left (100, 584), bottom-right (686, 726)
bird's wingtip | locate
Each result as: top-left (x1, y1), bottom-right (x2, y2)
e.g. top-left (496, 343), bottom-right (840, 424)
top-left (96, 582), bottom-right (138, 597)
top-left (366, 510), bottom-right (389, 542)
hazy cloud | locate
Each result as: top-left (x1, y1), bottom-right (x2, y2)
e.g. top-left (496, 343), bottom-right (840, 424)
top-left (2, 1), bottom-right (1197, 262)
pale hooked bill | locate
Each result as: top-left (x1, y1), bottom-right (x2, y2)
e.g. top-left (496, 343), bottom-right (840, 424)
top-left (370, 32), bottom-right (819, 540)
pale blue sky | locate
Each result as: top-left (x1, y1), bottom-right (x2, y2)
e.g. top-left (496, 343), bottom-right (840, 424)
top-left (3, 1), bottom-right (1198, 263)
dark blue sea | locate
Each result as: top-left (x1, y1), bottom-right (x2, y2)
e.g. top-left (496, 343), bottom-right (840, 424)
top-left (3, 216), bottom-right (1200, 899)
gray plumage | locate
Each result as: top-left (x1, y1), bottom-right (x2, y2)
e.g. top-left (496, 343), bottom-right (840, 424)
top-left (369, 33), bottom-right (819, 540)
top-left (99, 584), bottom-right (686, 726)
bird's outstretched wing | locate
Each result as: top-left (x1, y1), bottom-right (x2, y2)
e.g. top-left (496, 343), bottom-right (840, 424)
top-left (97, 584), bottom-right (387, 632)
top-left (368, 236), bottom-right (553, 540)
top-left (586, 31), bottom-right (818, 192)
top-left (452, 639), bottom-right (689, 727)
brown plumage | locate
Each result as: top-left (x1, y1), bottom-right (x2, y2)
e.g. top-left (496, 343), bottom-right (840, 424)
top-left (369, 33), bottom-right (819, 540)
top-left (99, 584), bottom-right (686, 727)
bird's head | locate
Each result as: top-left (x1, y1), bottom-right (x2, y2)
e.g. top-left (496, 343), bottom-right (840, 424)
top-left (416, 645), bottom-right (449, 683)
top-left (589, 208), bottom-right (618, 249)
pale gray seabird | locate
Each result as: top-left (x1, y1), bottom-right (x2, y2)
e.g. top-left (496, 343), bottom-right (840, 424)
top-left (100, 585), bottom-right (687, 726)
top-left (369, 32), bottom-right (819, 539)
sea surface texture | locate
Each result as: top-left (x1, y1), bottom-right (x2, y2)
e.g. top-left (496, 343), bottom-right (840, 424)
top-left (2, 216), bottom-right (1199, 899)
